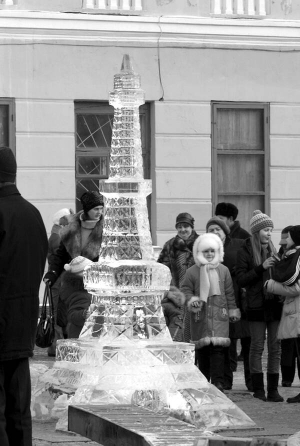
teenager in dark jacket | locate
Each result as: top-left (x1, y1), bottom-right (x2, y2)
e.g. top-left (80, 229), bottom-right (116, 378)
top-left (0, 147), bottom-right (48, 446)
top-left (236, 210), bottom-right (283, 403)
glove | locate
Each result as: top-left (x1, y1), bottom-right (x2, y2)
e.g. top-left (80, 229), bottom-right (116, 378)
top-left (43, 271), bottom-right (58, 286)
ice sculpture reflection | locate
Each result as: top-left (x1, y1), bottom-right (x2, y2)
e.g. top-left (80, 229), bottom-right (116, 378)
top-left (32, 55), bottom-right (255, 432)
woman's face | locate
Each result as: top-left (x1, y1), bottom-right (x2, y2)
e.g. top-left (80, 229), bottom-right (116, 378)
top-left (87, 205), bottom-right (103, 221)
top-left (259, 227), bottom-right (273, 245)
top-left (176, 223), bottom-right (192, 240)
top-left (207, 224), bottom-right (226, 243)
top-left (286, 232), bottom-right (294, 249)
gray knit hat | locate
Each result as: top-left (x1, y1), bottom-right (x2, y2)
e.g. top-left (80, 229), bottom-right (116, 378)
top-left (250, 210), bottom-right (273, 234)
top-left (206, 217), bottom-right (230, 235)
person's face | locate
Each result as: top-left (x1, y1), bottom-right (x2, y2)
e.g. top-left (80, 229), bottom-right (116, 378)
top-left (259, 227), bottom-right (273, 245)
top-left (202, 249), bottom-right (216, 262)
top-left (286, 232), bottom-right (294, 249)
top-left (176, 223), bottom-right (192, 240)
top-left (216, 215), bottom-right (234, 229)
top-left (87, 205), bottom-right (103, 221)
top-left (207, 224), bottom-right (226, 242)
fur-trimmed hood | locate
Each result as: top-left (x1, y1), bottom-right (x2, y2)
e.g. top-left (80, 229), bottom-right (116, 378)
top-left (60, 211), bottom-right (103, 261)
top-left (193, 233), bottom-right (224, 267)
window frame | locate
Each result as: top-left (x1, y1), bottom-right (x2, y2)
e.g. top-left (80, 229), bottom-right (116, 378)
top-left (74, 101), bottom-right (151, 213)
top-left (0, 98), bottom-right (15, 154)
top-left (211, 101), bottom-right (270, 216)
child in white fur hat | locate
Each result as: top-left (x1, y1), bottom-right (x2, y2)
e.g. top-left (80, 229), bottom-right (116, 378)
top-left (181, 233), bottom-right (240, 392)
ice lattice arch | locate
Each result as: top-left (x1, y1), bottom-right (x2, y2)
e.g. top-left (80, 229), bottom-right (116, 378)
top-left (32, 56), bottom-right (256, 434)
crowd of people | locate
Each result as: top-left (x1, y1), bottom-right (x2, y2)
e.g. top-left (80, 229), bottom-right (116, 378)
top-left (1, 146), bottom-right (300, 446)
top-left (158, 204), bottom-right (300, 404)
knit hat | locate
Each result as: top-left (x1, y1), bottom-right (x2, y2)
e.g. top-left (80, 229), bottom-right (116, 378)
top-left (279, 225), bottom-right (293, 245)
top-left (206, 217), bottom-right (230, 235)
top-left (289, 225), bottom-right (300, 247)
top-left (80, 191), bottom-right (104, 213)
top-left (52, 208), bottom-right (73, 225)
top-left (175, 212), bottom-right (194, 229)
top-left (250, 210), bottom-right (273, 234)
top-left (215, 202), bottom-right (238, 220)
top-left (64, 256), bottom-right (94, 274)
top-left (0, 147), bottom-right (16, 182)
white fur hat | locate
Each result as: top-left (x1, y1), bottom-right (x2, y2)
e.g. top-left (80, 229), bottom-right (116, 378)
top-left (64, 256), bottom-right (94, 274)
top-left (53, 208), bottom-right (72, 225)
top-left (193, 233), bottom-right (224, 266)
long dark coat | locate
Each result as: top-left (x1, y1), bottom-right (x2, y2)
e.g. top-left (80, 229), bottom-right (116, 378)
top-left (60, 272), bottom-right (93, 338)
top-left (0, 185), bottom-right (48, 360)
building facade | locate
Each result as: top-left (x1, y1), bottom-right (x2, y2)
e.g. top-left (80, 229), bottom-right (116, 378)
top-left (1, 0), bottom-right (300, 247)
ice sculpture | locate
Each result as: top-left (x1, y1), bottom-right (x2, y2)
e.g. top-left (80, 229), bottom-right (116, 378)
top-left (32, 55), bottom-right (255, 432)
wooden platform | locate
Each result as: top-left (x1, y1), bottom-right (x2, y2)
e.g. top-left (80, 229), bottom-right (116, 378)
top-left (68, 404), bottom-right (287, 446)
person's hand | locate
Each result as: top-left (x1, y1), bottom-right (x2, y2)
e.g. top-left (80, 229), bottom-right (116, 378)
top-left (191, 300), bottom-right (204, 311)
top-left (262, 257), bottom-right (276, 270)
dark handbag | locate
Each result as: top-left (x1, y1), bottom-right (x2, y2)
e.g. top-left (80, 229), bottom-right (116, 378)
top-left (36, 282), bottom-right (55, 348)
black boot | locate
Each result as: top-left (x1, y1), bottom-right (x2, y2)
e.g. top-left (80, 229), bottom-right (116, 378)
top-left (287, 393), bottom-right (300, 403)
top-left (267, 373), bottom-right (284, 402)
top-left (251, 373), bottom-right (266, 401)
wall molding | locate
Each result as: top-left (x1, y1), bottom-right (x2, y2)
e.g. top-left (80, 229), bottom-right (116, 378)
top-left (0, 11), bottom-right (299, 49)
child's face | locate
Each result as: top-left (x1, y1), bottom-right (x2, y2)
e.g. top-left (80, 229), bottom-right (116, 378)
top-left (202, 249), bottom-right (216, 262)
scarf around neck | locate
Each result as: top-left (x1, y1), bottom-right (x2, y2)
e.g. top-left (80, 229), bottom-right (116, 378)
top-left (198, 253), bottom-right (221, 303)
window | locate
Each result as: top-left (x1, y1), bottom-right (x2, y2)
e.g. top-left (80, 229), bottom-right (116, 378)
top-left (0, 99), bottom-right (15, 154)
top-left (212, 102), bottom-right (270, 232)
top-left (75, 102), bottom-right (151, 212)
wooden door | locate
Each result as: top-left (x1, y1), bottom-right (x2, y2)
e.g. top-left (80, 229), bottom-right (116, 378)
top-left (212, 103), bottom-right (270, 232)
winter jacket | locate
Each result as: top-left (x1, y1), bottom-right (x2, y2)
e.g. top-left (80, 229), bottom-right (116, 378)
top-left (266, 278), bottom-right (300, 340)
top-left (47, 211), bottom-right (103, 284)
top-left (236, 239), bottom-right (282, 322)
top-left (181, 263), bottom-right (239, 349)
top-left (0, 185), bottom-right (48, 360)
top-left (60, 272), bottom-right (94, 338)
top-left (230, 221), bottom-right (251, 240)
top-left (157, 230), bottom-right (199, 288)
top-left (161, 287), bottom-right (186, 341)
top-left (223, 237), bottom-right (250, 338)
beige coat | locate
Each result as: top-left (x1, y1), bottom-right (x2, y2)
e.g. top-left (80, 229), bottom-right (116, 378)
top-left (267, 279), bottom-right (300, 339)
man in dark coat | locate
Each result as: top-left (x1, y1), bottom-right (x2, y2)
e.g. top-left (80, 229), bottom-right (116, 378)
top-left (215, 202), bottom-right (250, 240)
top-left (0, 147), bottom-right (48, 446)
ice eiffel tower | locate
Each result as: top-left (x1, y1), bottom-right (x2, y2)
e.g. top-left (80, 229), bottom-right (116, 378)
top-left (36, 55), bottom-right (255, 432)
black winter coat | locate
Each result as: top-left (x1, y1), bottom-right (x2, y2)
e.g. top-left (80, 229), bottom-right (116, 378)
top-left (0, 185), bottom-right (48, 360)
top-left (236, 239), bottom-right (282, 322)
top-left (230, 221), bottom-right (251, 240)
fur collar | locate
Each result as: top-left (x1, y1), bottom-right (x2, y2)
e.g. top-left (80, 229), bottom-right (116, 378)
top-left (60, 211), bottom-right (103, 260)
